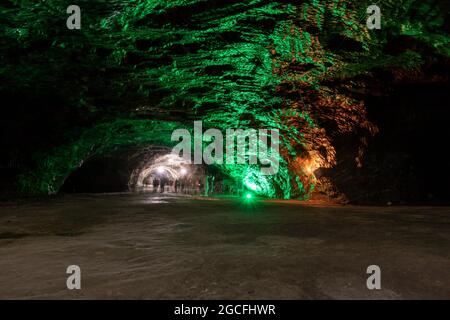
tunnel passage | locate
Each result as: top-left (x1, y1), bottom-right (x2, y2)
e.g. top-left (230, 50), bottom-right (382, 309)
top-left (129, 153), bottom-right (209, 194)
top-left (60, 145), bottom-right (208, 194)
top-left (131, 153), bottom-right (191, 188)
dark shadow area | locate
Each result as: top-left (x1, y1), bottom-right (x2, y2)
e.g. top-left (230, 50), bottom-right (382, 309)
top-left (60, 150), bottom-right (134, 193)
top-left (324, 77), bottom-right (450, 205)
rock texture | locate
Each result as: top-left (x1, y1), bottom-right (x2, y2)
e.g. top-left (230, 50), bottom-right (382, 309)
top-left (1, 0), bottom-right (449, 202)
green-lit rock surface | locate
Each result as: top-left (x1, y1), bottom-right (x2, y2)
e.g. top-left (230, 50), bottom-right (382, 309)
top-left (1, 0), bottom-right (449, 202)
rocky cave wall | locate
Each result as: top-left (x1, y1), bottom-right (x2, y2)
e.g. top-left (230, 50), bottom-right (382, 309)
top-left (1, 0), bottom-right (449, 203)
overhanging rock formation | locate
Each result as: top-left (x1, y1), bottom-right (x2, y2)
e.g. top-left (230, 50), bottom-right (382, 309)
top-left (1, 0), bottom-right (449, 202)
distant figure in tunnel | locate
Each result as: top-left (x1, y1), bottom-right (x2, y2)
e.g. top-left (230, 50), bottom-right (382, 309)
top-left (160, 177), bottom-right (166, 193)
top-left (197, 179), bottom-right (204, 195)
top-left (152, 178), bottom-right (159, 193)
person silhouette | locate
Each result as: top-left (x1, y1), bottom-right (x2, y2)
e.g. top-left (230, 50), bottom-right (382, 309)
top-left (152, 178), bottom-right (159, 193)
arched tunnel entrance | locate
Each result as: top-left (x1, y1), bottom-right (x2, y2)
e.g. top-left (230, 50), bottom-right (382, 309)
top-left (60, 145), bottom-right (234, 196)
top-left (129, 153), bottom-right (207, 194)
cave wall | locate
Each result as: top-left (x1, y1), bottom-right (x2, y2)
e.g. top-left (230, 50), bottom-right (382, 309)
top-left (1, 0), bottom-right (449, 202)
top-left (324, 75), bottom-right (450, 204)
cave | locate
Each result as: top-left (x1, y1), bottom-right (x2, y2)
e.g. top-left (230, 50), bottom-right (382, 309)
top-left (2, 0), bottom-right (449, 204)
top-left (1, 0), bottom-right (450, 300)
top-left (59, 144), bottom-right (233, 196)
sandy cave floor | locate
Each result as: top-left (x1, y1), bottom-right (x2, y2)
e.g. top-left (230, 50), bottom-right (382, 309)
top-left (0, 193), bottom-right (449, 299)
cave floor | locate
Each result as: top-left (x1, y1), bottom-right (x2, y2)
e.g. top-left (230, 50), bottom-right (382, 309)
top-left (0, 193), bottom-right (449, 299)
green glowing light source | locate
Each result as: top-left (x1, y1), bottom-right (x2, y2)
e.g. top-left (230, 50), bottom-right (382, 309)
top-left (245, 193), bottom-right (252, 199)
